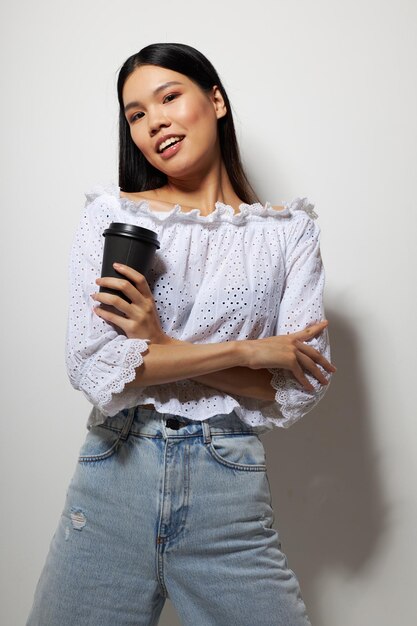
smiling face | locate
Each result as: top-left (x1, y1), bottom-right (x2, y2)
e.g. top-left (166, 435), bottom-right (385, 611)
top-left (122, 64), bottom-right (227, 180)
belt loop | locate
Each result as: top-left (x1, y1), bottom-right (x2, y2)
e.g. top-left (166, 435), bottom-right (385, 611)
top-left (202, 419), bottom-right (212, 444)
top-left (119, 407), bottom-right (136, 441)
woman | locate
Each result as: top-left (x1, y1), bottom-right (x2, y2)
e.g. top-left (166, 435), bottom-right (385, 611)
top-left (27, 43), bottom-right (335, 625)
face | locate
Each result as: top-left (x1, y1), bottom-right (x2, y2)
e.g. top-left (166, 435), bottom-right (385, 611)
top-left (122, 65), bottom-right (227, 179)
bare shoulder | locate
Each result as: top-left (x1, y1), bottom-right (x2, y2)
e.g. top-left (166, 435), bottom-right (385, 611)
top-left (120, 189), bottom-right (157, 202)
top-left (119, 188), bottom-right (180, 213)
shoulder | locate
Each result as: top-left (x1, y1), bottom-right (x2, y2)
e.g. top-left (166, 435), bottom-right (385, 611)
top-left (78, 183), bottom-right (122, 234)
top-left (285, 197), bottom-right (318, 220)
top-left (274, 197), bottom-right (321, 245)
top-left (119, 189), bottom-right (155, 202)
top-left (262, 197), bottom-right (318, 220)
top-left (84, 182), bottom-right (121, 206)
top-left (260, 197), bottom-right (319, 230)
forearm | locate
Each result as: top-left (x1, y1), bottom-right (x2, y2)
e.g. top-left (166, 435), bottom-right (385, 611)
top-left (124, 338), bottom-right (246, 390)
top-left (191, 367), bottom-right (276, 401)
top-left (149, 336), bottom-right (275, 401)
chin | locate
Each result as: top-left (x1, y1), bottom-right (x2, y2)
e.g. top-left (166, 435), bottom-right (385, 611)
top-left (158, 160), bottom-right (197, 179)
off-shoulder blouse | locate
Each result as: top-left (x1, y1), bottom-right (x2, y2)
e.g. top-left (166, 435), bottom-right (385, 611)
top-left (65, 182), bottom-right (331, 433)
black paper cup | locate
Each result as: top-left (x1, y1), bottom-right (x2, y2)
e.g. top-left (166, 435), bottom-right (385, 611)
top-left (99, 222), bottom-right (160, 304)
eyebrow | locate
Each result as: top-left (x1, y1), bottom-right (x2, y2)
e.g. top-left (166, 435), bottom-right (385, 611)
top-left (123, 81), bottom-right (184, 113)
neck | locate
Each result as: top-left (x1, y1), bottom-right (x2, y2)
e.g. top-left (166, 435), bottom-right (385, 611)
top-left (155, 160), bottom-right (243, 215)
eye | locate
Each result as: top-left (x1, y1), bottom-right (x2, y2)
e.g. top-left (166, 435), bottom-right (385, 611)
top-left (129, 111), bottom-right (144, 123)
top-left (163, 93), bottom-right (179, 104)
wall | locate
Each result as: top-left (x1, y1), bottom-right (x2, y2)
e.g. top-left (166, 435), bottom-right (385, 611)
top-left (1, 0), bottom-right (416, 624)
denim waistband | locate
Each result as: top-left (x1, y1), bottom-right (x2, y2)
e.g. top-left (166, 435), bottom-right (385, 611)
top-left (97, 406), bottom-right (259, 441)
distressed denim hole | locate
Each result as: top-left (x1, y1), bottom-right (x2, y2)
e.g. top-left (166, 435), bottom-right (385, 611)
top-left (70, 508), bottom-right (87, 530)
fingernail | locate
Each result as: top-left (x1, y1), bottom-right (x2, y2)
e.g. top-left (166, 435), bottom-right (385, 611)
top-left (113, 262), bottom-right (122, 268)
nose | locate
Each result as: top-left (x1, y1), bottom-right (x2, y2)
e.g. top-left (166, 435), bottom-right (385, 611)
top-left (147, 106), bottom-right (171, 136)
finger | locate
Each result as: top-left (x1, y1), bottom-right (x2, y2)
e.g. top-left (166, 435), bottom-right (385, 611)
top-left (296, 351), bottom-right (330, 386)
top-left (91, 291), bottom-right (131, 315)
top-left (112, 263), bottom-right (153, 296)
top-left (292, 321), bottom-right (329, 341)
top-left (95, 277), bottom-right (143, 304)
top-left (93, 304), bottom-right (129, 330)
top-left (291, 363), bottom-right (315, 392)
top-left (295, 340), bottom-right (337, 373)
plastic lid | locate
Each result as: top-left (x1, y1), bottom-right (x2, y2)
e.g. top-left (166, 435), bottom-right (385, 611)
top-left (103, 222), bottom-right (160, 248)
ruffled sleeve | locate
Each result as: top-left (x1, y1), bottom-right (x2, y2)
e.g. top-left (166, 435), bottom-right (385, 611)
top-left (65, 186), bottom-right (151, 416)
top-left (266, 199), bottom-right (332, 427)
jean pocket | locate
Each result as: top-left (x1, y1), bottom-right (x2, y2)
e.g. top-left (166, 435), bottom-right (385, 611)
top-left (207, 433), bottom-right (267, 472)
top-left (78, 425), bottom-right (123, 463)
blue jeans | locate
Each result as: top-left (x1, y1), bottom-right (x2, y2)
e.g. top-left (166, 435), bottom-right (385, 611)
top-left (27, 407), bottom-right (311, 625)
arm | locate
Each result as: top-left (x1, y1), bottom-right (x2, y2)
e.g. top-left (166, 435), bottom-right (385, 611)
top-left (190, 367), bottom-right (276, 401)
top-left (123, 340), bottom-right (246, 389)
top-left (65, 196), bottom-right (154, 415)
top-left (153, 336), bottom-right (276, 401)
top-left (265, 207), bottom-right (333, 427)
top-left (162, 334), bottom-right (332, 406)
top-left (123, 324), bottom-right (331, 394)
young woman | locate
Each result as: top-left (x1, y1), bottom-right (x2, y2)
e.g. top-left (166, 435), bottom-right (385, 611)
top-left (27, 43), bottom-right (335, 626)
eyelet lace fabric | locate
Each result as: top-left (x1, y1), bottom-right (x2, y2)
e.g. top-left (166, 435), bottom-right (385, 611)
top-left (94, 339), bottom-right (151, 407)
top-left (66, 182), bottom-right (332, 432)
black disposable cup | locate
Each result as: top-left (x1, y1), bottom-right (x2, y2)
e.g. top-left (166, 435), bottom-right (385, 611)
top-left (99, 222), bottom-right (160, 305)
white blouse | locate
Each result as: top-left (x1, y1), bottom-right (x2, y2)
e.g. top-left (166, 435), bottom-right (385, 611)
top-left (65, 182), bottom-right (331, 433)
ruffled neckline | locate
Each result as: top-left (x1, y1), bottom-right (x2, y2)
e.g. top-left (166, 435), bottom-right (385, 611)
top-left (86, 182), bottom-right (318, 224)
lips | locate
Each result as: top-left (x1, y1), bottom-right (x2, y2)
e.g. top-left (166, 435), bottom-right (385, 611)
top-left (156, 134), bottom-right (185, 153)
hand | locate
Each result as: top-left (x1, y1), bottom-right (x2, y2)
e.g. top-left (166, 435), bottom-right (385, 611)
top-left (245, 320), bottom-right (336, 391)
top-left (91, 263), bottom-right (170, 343)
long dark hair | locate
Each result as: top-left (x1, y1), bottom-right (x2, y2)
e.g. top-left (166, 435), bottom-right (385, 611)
top-left (117, 43), bottom-right (259, 204)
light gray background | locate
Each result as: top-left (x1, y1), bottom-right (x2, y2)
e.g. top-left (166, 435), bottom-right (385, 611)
top-left (1, 1), bottom-right (416, 625)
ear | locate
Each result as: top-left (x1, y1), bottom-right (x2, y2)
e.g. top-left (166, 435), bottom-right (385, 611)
top-left (210, 85), bottom-right (227, 119)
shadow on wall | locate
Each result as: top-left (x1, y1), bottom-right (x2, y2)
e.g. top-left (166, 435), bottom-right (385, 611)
top-left (262, 308), bottom-right (388, 622)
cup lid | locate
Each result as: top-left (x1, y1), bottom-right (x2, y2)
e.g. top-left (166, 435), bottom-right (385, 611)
top-left (103, 222), bottom-right (160, 248)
